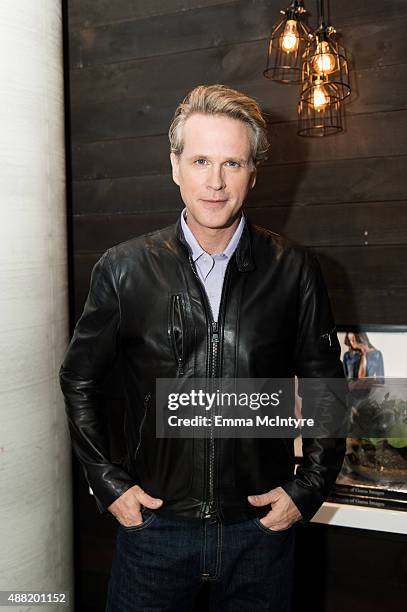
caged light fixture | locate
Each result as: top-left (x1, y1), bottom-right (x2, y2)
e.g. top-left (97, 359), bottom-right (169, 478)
top-left (297, 76), bottom-right (345, 136)
top-left (298, 0), bottom-right (352, 136)
top-left (263, 0), bottom-right (312, 84)
top-left (263, 0), bottom-right (352, 137)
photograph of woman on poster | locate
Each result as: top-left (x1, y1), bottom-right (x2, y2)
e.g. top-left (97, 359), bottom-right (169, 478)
top-left (343, 331), bottom-right (385, 380)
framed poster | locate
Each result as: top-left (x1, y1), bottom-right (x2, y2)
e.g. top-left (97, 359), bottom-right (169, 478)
top-left (295, 325), bottom-right (407, 511)
top-left (331, 325), bottom-right (407, 509)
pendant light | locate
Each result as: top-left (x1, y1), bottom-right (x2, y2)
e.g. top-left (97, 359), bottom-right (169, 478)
top-left (263, 0), bottom-right (312, 84)
top-left (297, 80), bottom-right (345, 136)
top-left (298, 0), bottom-right (351, 136)
top-left (301, 5), bottom-right (351, 101)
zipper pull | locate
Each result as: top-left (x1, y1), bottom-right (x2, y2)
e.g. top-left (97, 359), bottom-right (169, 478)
top-left (212, 320), bottom-right (219, 340)
top-left (177, 358), bottom-right (184, 376)
top-left (203, 501), bottom-right (215, 519)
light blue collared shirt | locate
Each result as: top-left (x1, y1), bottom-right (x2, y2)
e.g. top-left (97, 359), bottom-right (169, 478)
top-left (180, 207), bottom-right (245, 321)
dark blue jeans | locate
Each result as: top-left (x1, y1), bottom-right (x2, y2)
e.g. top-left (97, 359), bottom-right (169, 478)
top-left (105, 507), bottom-right (296, 612)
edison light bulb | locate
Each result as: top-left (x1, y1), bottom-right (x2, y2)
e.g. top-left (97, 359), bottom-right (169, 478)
top-left (312, 80), bottom-right (329, 112)
top-left (313, 40), bottom-right (336, 74)
top-left (281, 19), bottom-right (299, 53)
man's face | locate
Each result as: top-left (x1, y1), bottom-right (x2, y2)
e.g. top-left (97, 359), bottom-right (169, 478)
top-left (170, 113), bottom-right (257, 229)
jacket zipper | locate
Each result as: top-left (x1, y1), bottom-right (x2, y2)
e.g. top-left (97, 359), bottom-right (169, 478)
top-left (169, 294), bottom-right (185, 377)
top-left (187, 252), bottom-right (232, 520)
top-left (134, 392), bottom-right (151, 462)
top-left (207, 319), bottom-right (219, 518)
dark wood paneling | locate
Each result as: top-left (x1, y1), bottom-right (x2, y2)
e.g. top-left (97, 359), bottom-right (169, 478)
top-left (68, 0), bottom-right (237, 28)
top-left (69, 2), bottom-right (271, 68)
top-left (72, 252), bottom-right (102, 320)
top-left (267, 110), bottom-right (407, 162)
top-left (317, 245), bottom-right (407, 289)
top-left (248, 203), bottom-right (407, 248)
top-left (72, 121), bottom-right (407, 180)
top-left (72, 151), bottom-right (407, 215)
top-left (68, 0), bottom-right (407, 30)
top-left (69, 7), bottom-right (406, 70)
top-left (247, 157), bottom-right (407, 206)
top-left (71, 134), bottom-right (168, 180)
top-left (69, 52), bottom-right (407, 141)
top-left (72, 202), bottom-right (407, 254)
top-left (329, 0), bottom-right (407, 23)
top-left (67, 41), bottom-right (285, 129)
top-left (329, 287), bottom-right (407, 326)
top-left (72, 174), bottom-right (180, 215)
top-left (73, 213), bottom-right (178, 253)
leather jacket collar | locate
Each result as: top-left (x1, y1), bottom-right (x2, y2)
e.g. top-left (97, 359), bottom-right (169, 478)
top-left (174, 209), bottom-right (255, 272)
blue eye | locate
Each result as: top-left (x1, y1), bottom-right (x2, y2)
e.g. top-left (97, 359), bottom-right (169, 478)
top-left (226, 161), bottom-right (240, 167)
top-left (195, 159), bottom-right (207, 165)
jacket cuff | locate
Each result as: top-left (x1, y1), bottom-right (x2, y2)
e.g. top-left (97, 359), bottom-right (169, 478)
top-left (280, 478), bottom-right (326, 523)
top-left (83, 464), bottom-right (137, 515)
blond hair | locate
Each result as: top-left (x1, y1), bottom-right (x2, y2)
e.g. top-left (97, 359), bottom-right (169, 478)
top-left (168, 84), bottom-right (270, 168)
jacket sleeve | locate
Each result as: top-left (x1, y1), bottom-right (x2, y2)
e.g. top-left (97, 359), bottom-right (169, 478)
top-left (281, 251), bottom-right (348, 522)
top-left (59, 249), bottom-right (136, 514)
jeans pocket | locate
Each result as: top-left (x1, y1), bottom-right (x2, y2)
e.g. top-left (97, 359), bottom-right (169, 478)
top-left (251, 517), bottom-right (293, 536)
top-left (118, 509), bottom-right (157, 532)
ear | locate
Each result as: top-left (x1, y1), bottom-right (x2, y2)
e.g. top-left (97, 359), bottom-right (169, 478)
top-left (249, 167), bottom-right (257, 190)
top-left (170, 152), bottom-right (180, 186)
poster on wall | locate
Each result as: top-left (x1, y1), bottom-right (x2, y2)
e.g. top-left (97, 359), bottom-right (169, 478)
top-left (295, 326), bottom-right (407, 511)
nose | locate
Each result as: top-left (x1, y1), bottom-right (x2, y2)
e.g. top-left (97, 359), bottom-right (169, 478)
top-left (207, 164), bottom-right (226, 191)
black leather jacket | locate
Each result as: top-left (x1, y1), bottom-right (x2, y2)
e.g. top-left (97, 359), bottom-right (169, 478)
top-left (59, 214), bottom-right (346, 525)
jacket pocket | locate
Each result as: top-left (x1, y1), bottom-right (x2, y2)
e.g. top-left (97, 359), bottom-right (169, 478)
top-left (168, 293), bottom-right (187, 376)
top-left (118, 508), bottom-right (157, 532)
top-left (251, 517), bottom-right (294, 536)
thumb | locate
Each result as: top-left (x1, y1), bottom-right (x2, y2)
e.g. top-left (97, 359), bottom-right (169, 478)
top-left (247, 491), bottom-right (273, 506)
top-left (135, 486), bottom-right (163, 508)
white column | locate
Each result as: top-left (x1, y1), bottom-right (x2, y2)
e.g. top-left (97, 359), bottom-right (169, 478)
top-left (0, 1), bottom-right (73, 609)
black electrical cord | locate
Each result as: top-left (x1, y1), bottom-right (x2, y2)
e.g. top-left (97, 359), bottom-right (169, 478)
top-left (317, 0), bottom-right (325, 26)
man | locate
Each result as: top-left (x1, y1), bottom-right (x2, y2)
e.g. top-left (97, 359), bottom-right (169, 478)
top-left (59, 84), bottom-right (347, 611)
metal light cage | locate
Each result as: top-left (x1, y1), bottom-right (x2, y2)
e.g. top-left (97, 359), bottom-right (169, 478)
top-left (301, 27), bottom-right (351, 101)
top-left (297, 75), bottom-right (345, 137)
top-left (263, 0), bottom-right (312, 84)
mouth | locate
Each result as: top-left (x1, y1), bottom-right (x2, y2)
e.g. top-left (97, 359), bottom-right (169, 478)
top-left (201, 199), bottom-right (228, 204)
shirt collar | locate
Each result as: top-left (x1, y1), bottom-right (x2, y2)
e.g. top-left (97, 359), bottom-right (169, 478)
top-left (180, 207), bottom-right (246, 262)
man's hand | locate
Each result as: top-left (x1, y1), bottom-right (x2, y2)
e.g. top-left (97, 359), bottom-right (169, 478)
top-left (107, 485), bottom-right (163, 527)
top-left (248, 486), bottom-right (302, 530)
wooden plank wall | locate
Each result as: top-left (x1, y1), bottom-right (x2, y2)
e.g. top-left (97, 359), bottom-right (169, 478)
top-left (64, 2), bottom-right (407, 611)
top-left (68, 0), bottom-right (407, 326)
